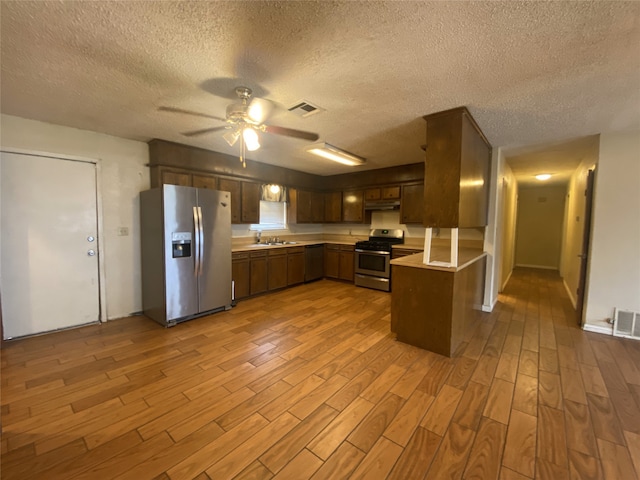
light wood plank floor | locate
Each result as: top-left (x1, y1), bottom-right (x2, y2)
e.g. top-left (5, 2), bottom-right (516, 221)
top-left (2, 268), bottom-right (640, 479)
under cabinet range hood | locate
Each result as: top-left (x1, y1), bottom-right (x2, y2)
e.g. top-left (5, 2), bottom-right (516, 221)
top-left (364, 199), bottom-right (401, 211)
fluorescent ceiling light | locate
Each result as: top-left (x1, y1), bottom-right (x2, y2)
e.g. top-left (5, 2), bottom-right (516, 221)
top-left (535, 173), bottom-right (552, 181)
top-left (306, 142), bottom-right (365, 166)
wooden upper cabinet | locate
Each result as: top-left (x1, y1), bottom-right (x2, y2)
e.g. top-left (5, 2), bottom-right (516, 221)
top-left (365, 188), bottom-right (381, 201)
top-left (289, 188), bottom-right (325, 224)
top-left (342, 190), bottom-right (365, 223)
top-left (400, 183), bottom-right (424, 224)
top-left (241, 181), bottom-right (260, 224)
top-left (218, 178), bottom-right (242, 223)
top-left (161, 168), bottom-right (192, 187)
top-left (192, 174), bottom-right (218, 190)
top-left (365, 186), bottom-right (400, 202)
top-left (324, 191), bottom-right (342, 223)
top-left (311, 192), bottom-right (325, 223)
top-left (382, 186), bottom-right (401, 199)
top-left (423, 107), bottom-right (491, 228)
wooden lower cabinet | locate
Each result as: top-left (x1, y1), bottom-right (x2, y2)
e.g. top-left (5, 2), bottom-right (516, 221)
top-left (324, 245), bottom-right (340, 279)
top-left (267, 250), bottom-right (288, 291)
top-left (287, 247), bottom-right (305, 286)
top-left (249, 251), bottom-right (268, 296)
top-left (325, 244), bottom-right (354, 282)
top-left (231, 252), bottom-right (250, 300)
top-left (338, 246), bottom-right (354, 281)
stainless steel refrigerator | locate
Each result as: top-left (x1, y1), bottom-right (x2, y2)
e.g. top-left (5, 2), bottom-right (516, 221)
top-left (140, 184), bottom-right (232, 326)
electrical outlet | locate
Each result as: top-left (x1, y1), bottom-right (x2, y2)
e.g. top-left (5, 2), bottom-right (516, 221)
top-left (118, 227), bottom-right (129, 236)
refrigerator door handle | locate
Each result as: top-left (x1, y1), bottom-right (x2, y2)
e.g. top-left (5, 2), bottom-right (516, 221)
top-left (197, 206), bottom-right (204, 276)
top-left (193, 206), bottom-right (200, 276)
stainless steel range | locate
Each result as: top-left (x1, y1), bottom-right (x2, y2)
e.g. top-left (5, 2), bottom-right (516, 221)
top-left (354, 229), bottom-right (404, 292)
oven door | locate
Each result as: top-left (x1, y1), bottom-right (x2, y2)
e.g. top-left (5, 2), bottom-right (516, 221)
top-left (355, 249), bottom-right (390, 278)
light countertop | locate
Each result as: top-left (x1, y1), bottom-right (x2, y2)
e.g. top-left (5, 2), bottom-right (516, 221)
top-left (390, 247), bottom-right (486, 272)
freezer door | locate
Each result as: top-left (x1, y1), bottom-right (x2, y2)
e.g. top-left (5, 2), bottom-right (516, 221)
top-left (197, 188), bottom-right (232, 312)
top-left (163, 185), bottom-right (199, 321)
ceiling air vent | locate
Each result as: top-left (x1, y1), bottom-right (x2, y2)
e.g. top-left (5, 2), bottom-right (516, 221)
top-left (288, 100), bottom-right (324, 118)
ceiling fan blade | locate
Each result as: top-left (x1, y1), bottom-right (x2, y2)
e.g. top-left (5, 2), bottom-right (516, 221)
top-left (181, 125), bottom-right (228, 137)
top-left (263, 125), bottom-right (319, 141)
top-left (159, 106), bottom-right (226, 122)
top-left (247, 97), bottom-right (274, 124)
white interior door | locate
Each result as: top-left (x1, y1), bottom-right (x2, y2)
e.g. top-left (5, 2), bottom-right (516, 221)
top-left (0, 151), bottom-right (100, 338)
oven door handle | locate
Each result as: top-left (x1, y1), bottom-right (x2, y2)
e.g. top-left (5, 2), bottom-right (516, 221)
top-left (355, 249), bottom-right (390, 255)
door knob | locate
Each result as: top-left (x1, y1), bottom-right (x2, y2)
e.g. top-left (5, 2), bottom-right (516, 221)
top-left (87, 249), bottom-right (96, 256)
top-left (87, 236), bottom-right (95, 242)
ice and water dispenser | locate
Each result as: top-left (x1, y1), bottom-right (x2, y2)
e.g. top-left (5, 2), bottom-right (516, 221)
top-left (172, 232), bottom-right (192, 258)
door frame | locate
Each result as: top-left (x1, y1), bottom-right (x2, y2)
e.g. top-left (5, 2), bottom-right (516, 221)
top-left (0, 147), bottom-right (107, 324)
top-left (576, 168), bottom-right (596, 325)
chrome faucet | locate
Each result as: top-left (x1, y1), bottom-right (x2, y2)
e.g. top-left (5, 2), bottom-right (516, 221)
top-left (255, 231), bottom-right (262, 244)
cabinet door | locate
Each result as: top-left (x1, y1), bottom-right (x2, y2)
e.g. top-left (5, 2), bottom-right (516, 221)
top-left (232, 253), bottom-right (250, 299)
top-left (365, 188), bottom-right (381, 201)
top-left (382, 186), bottom-right (401, 199)
top-left (267, 252), bottom-right (288, 290)
top-left (161, 169), bottom-right (192, 187)
top-left (241, 182), bottom-right (260, 224)
top-left (342, 190), bottom-right (364, 223)
top-left (250, 253), bottom-right (268, 295)
top-left (192, 174), bottom-right (218, 190)
top-left (218, 178), bottom-right (242, 224)
top-left (339, 251), bottom-right (354, 281)
top-left (324, 192), bottom-right (342, 223)
top-left (296, 190), bottom-right (313, 223)
top-left (311, 192), bottom-right (325, 223)
top-left (324, 245), bottom-right (340, 279)
top-left (400, 184), bottom-right (424, 224)
top-left (287, 252), bottom-right (305, 286)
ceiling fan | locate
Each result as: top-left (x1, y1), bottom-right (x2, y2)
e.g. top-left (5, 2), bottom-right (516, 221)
top-left (160, 86), bottom-right (319, 167)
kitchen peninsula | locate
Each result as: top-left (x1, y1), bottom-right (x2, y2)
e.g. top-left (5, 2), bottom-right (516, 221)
top-left (390, 106), bottom-right (492, 357)
top-left (390, 246), bottom-right (486, 356)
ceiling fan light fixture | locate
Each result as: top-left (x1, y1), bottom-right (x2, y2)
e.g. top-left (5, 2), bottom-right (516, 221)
top-left (243, 127), bottom-right (260, 151)
top-left (306, 142), bottom-right (365, 166)
top-left (223, 130), bottom-right (240, 147)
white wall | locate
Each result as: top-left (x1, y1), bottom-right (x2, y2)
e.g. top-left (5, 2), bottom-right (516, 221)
top-left (584, 130), bottom-right (640, 331)
top-left (500, 162), bottom-right (518, 291)
top-left (514, 185), bottom-right (566, 269)
top-left (0, 114), bottom-right (149, 320)
top-left (560, 153), bottom-right (598, 307)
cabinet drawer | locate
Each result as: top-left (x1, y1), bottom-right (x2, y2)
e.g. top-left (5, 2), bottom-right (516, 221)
top-left (326, 244), bottom-right (341, 251)
top-left (287, 246), bottom-right (305, 254)
top-left (250, 251), bottom-right (268, 258)
top-left (267, 249), bottom-right (287, 257)
top-left (339, 244), bottom-right (355, 252)
top-left (232, 252), bottom-right (250, 260)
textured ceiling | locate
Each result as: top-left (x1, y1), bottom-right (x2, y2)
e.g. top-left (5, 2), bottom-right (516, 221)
top-left (1, 1), bottom-right (639, 177)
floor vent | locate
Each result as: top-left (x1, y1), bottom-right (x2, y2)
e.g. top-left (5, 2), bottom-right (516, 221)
top-left (613, 308), bottom-right (640, 340)
top-left (288, 100), bottom-right (324, 118)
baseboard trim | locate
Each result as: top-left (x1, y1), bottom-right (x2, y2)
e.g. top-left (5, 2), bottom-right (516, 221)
top-left (482, 297), bottom-right (498, 312)
top-left (563, 279), bottom-right (577, 309)
top-left (583, 323), bottom-right (613, 336)
top-left (515, 264), bottom-right (558, 270)
top-left (501, 270), bottom-right (512, 292)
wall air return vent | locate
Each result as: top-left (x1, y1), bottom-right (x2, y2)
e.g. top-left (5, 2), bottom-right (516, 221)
top-left (612, 308), bottom-right (640, 340)
top-left (288, 100), bottom-right (324, 118)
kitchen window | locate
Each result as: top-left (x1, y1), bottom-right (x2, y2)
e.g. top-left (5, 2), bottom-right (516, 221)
top-left (250, 184), bottom-right (287, 231)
